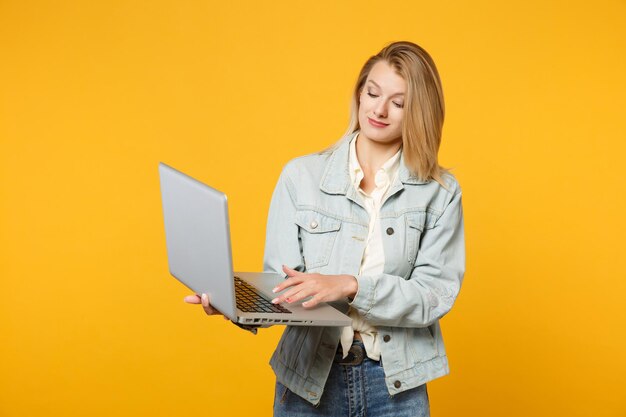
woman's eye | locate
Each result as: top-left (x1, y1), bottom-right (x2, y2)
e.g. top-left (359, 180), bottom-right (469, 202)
top-left (367, 91), bottom-right (402, 108)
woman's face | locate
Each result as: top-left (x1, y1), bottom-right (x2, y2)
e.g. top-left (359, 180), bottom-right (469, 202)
top-left (358, 60), bottom-right (406, 146)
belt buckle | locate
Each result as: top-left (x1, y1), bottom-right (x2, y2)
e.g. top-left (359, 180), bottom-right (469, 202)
top-left (335, 344), bottom-right (365, 366)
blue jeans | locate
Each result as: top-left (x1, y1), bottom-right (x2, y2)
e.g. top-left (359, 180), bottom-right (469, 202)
top-left (273, 340), bottom-right (430, 417)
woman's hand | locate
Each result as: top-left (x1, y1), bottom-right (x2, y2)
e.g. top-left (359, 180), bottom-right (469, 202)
top-left (184, 293), bottom-right (228, 319)
top-left (271, 265), bottom-right (358, 308)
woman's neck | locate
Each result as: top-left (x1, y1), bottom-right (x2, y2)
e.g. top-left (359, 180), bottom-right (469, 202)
top-left (354, 134), bottom-right (402, 176)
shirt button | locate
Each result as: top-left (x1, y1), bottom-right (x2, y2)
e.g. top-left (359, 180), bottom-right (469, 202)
top-left (386, 227), bottom-right (394, 235)
top-left (394, 380), bottom-right (402, 389)
top-left (383, 335), bottom-right (391, 343)
top-left (310, 221), bottom-right (318, 229)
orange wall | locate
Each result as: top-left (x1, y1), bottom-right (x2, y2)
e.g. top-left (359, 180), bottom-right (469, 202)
top-left (1, 1), bottom-right (625, 416)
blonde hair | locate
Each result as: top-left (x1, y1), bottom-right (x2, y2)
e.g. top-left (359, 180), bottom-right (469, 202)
top-left (338, 41), bottom-right (447, 184)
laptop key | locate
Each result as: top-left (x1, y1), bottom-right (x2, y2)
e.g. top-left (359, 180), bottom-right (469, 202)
top-left (234, 276), bottom-right (292, 314)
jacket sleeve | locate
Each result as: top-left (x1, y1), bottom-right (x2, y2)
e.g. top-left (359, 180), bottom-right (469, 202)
top-left (262, 164), bottom-right (305, 275)
top-left (350, 187), bottom-right (465, 328)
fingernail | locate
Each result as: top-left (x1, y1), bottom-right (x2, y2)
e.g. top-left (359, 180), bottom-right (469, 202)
top-left (272, 287), bottom-right (279, 293)
top-left (302, 301), bottom-right (309, 307)
top-left (271, 298), bottom-right (279, 304)
top-left (201, 293), bottom-right (208, 305)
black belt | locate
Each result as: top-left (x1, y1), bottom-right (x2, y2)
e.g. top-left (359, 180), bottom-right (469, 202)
top-left (334, 342), bottom-right (366, 366)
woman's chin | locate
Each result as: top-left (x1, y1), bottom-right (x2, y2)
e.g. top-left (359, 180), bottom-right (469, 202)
top-left (359, 129), bottom-right (402, 146)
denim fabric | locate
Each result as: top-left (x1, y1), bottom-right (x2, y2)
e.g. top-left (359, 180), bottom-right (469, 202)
top-left (264, 131), bottom-right (465, 405)
top-left (273, 340), bottom-right (430, 417)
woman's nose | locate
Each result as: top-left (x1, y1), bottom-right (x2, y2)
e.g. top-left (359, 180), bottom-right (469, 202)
top-left (373, 102), bottom-right (387, 118)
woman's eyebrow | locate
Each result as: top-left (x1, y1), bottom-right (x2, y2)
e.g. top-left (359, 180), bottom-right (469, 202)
top-left (367, 80), bottom-right (405, 97)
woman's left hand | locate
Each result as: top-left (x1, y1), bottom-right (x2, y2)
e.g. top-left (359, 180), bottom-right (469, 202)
top-left (271, 265), bottom-right (358, 308)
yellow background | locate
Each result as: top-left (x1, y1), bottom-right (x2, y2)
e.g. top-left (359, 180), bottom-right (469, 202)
top-left (1, 1), bottom-right (625, 416)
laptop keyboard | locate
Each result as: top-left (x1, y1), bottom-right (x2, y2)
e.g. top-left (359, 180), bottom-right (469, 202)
top-left (234, 276), bottom-right (292, 314)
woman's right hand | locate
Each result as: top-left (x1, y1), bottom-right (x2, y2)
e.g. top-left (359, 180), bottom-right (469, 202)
top-left (183, 293), bottom-right (227, 318)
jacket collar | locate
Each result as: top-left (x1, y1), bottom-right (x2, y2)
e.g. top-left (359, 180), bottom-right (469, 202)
top-left (319, 131), bottom-right (428, 195)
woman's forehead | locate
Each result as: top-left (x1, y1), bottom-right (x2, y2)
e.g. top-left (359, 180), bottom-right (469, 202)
top-left (366, 62), bottom-right (406, 95)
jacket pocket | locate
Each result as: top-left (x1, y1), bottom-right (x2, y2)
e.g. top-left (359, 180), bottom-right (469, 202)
top-left (278, 326), bottom-right (322, 378)
top-left (295, 209), bottom-right (341, 270)
top-left (406, 327), bottom-right (438, 363)
top-left (405, 211), bottom-right (425, 269)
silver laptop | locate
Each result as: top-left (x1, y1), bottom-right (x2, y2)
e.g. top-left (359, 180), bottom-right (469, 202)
top-left (158, 162), bottom-right (352, 327)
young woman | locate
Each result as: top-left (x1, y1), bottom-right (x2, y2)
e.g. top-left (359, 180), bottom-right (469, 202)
top-left (186, 41), bottom-right (465, 417)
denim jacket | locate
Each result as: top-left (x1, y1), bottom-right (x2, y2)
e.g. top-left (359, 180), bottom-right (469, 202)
top-left (263, 131), bottom-right (465, 405)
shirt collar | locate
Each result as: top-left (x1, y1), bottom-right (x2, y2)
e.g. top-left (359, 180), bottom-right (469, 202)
top-left (319, 131), bottom-right (429, 196)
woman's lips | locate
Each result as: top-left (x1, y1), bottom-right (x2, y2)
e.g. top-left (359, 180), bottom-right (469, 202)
top-left (368, 117), bottom-right (389, 128)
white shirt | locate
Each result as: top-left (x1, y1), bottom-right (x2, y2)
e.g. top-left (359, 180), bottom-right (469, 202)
top-left (340, 133), bottom-right (401, 360)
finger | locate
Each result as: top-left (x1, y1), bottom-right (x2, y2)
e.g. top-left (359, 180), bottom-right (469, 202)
top-left (302, 294), bottom-right (323, 308)
top-left (271, 283), bottom-right (302, 303)
top-left (282, 264), bottom-right (305, 277)
top-left (272, 284), bottom-right (311, 304)
top-left (285, 287), bottom-right (317, 304)
top-left (184, 294), bottom-right (202, 304)
top-left (201, 293), bottom-right (215, 315)
top-left (272, 276), bottom-right (304, 294)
